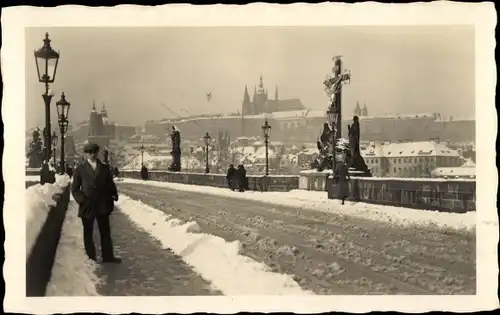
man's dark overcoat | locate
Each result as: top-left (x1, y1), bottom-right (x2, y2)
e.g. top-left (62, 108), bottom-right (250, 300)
top-left (71, 160), bottom-right (118, 219)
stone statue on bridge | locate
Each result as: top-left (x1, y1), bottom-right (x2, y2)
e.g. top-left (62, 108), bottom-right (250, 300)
top-left (168, 125), bottom-right (182, 172)
top-left (347, 116), bottom-right (372, 177)
top-left (312, 123), bottom-right (337, 172)
top-left (27, 127), bottom-right (44, 168)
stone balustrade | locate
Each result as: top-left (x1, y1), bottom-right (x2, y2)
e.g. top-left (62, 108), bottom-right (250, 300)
top-left (120, 170), bottom-right (299, 192)
top-left (119, 170), bottom-right (476, 213)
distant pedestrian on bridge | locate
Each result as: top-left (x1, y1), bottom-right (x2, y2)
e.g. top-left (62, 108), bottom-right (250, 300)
top-left (335, 160), bottom-right (350, 205)
top-left (71, 142), bottom-right (121, 264)
top-left (236, 164), bottom-right (248, 192)
top-left (65, 161), bottom-right (74, 179)
top-left (141, 165), bottom-right (149, 181)
top-left (226, 164), bottom-right (236, 191)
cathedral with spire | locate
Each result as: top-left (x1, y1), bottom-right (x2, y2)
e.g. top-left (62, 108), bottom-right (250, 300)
top-left (353, 101), bottom-right (369, 117)
top-left (241, 75), bottom-right (305, 115)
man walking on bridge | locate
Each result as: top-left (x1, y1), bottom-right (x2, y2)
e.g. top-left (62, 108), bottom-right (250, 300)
top-left (71, 142), bottom-right (122, 264)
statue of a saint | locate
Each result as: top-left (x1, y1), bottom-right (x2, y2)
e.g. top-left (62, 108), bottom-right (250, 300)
top-left (348, 116), bottom-right (361, 160)
top-left (347, 115), bottom-right (372, 177)
top-left (27, 127), bottom-right (44, 168)
top-left (168, 125), bottom-right (182, 172)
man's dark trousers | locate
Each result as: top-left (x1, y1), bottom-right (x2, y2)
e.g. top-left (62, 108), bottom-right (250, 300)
top-left (82, 214), bottom-right (114, 261)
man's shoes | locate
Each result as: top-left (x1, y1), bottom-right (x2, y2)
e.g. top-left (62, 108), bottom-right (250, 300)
top-left (102, 257), bottom-right (122, 264)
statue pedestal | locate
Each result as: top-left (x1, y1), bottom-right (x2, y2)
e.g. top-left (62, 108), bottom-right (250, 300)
top-left (349, 153), bottom-right (372, 177)
top-left (349, 168), bottom-right (372, 177)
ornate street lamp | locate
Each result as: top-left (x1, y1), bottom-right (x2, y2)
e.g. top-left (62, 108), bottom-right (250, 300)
top-left (140, 144), bottom-right (145, 167)
top-left (261, 119), bottom-right (271, 176)
top-left (203, 132), bottom-right (211, 174)
top-left (51, 131), bottom-right (58, 170)
top-left (103, 146), bottom-right (109, 164)
top-left (34, 32), bottom-right (60, 184)
top-left (56, 92), bottom-right (70, 174)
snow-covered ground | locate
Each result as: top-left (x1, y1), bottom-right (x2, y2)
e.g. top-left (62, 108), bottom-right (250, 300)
top-left (45, 197), bottom-right (101, 296)
top-left (116, 195), bottom-right (313, 295)
top-left (119, 178), bottom-right (476, 232)
top-left (26, 174), bottom-right (71, 258)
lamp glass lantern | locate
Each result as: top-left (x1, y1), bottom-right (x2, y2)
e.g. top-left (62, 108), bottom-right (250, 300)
top-left (56, 92), bottom-right (71, 124)
top-left (140, 144), bottom-right (145, 152)
top-left (262, 119), bottom-right (271, 138)
top-left (58, 119), bottom-right (69, 134)
top-left (34, 33), bottom-right (60, 83)
top-left (203, 132), bottom-right (211, 146)
top-left (51, 131), bottom-right (58, 148)
top-left (326, 107), bottom-right (338, 127)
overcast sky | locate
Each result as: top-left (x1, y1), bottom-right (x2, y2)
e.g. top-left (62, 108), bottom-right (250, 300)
top-left (25, 26), bottom-right (474, 129)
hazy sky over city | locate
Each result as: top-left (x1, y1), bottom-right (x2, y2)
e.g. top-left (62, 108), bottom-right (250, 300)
top-left (25, 26), bottom-right (475, 129)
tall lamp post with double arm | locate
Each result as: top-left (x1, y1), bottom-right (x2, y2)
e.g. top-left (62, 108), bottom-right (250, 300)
top-left (34, 32), bottom-right (60, 184)
top-left (204, 132), bottom-right (211, 174)
top-left (261, 119), bottom-right (271, 176)
top-left (51, 131), bottom-right (58, 170)
top-left (56, 92), bottom-right (70, 174)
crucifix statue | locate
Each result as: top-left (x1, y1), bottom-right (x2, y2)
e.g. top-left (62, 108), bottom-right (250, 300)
top-left (313, 56), bottom-right (351, 172)
top-left (323, 56), bottom-right (351, 133)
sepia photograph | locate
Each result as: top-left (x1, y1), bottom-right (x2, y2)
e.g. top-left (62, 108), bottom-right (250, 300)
top-left (2, 2), bottom-right (498, 314)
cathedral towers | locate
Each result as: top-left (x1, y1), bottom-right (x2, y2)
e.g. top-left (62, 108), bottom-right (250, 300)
top-left (354, 101), bottom-right (368, 117)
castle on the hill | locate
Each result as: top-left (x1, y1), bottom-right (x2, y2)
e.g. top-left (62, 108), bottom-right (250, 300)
top-left (242, 75), bottom-right (305, 115)
top-left (67, 101), bottom-right (137, 155)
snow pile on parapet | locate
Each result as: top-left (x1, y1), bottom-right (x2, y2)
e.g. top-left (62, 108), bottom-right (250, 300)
top-left (26, 174), bottom-right (71, 258)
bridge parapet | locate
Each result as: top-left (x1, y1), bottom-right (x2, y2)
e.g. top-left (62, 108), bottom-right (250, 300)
top-left (120, 170), bottom-right (475, 213)
top-left (120, 170), bottom-right (299, 192)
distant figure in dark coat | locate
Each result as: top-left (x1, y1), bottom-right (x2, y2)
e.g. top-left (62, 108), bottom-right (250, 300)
top-left (226, 164), bottom-right (236, 191)
top-left (335, 161), bottom-right (350, 205)
top-left (113, 167), bottom-right (120, 178)
top-left (71, 142), bottom-right (121, 263)
top-left (140, 165), bottom-right (149, 180)
top-left (236, 164), bottom-right (248, 192)
top-left (65, 162), bottom-right (74, 179)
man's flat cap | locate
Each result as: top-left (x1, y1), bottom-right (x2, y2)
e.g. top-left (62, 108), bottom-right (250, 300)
top-left (83, 142), bottom-right (100, 153)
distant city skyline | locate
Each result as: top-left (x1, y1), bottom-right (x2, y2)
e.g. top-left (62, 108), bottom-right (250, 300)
top-left (25, 26), bottom-right (475, 129)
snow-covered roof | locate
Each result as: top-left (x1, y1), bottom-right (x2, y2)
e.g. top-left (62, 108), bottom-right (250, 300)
top-left (431, 167), bottom-right (476, 178)
top-left (358, 113), bottom-right (436, 121)
top-left (362, 141), bottom-right (460, 158)
top-left (298, 148), bottom-right (318, 156)
top-left (254, 147), bottom-right (275, 159)
top-left (460, 159), bottom-right (476, 167)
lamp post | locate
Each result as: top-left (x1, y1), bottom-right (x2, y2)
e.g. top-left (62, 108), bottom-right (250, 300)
top-left (34, 32), bottom-right (60, 184)
top-left (56, 92), bottom-right (70, 174)
top-left (203, 132), bottom-right (211, 174)
top-left (261, 119), bottom-right (271, 176)
top-left (51, 131), bottom-right (58, 170)
top-left (103, 146), bottom-right (109, 164)
top-left (140, 144), bottom-right (145, 167)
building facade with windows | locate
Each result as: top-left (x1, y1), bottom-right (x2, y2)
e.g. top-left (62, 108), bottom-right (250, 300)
top-left (361, 140), bottom-right (462, 178)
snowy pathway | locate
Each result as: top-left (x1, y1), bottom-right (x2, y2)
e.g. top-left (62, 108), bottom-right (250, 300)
top-left (117, 182), bottom-right (476, 295)
top-left (92, 206), bottom-right (220, 296)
